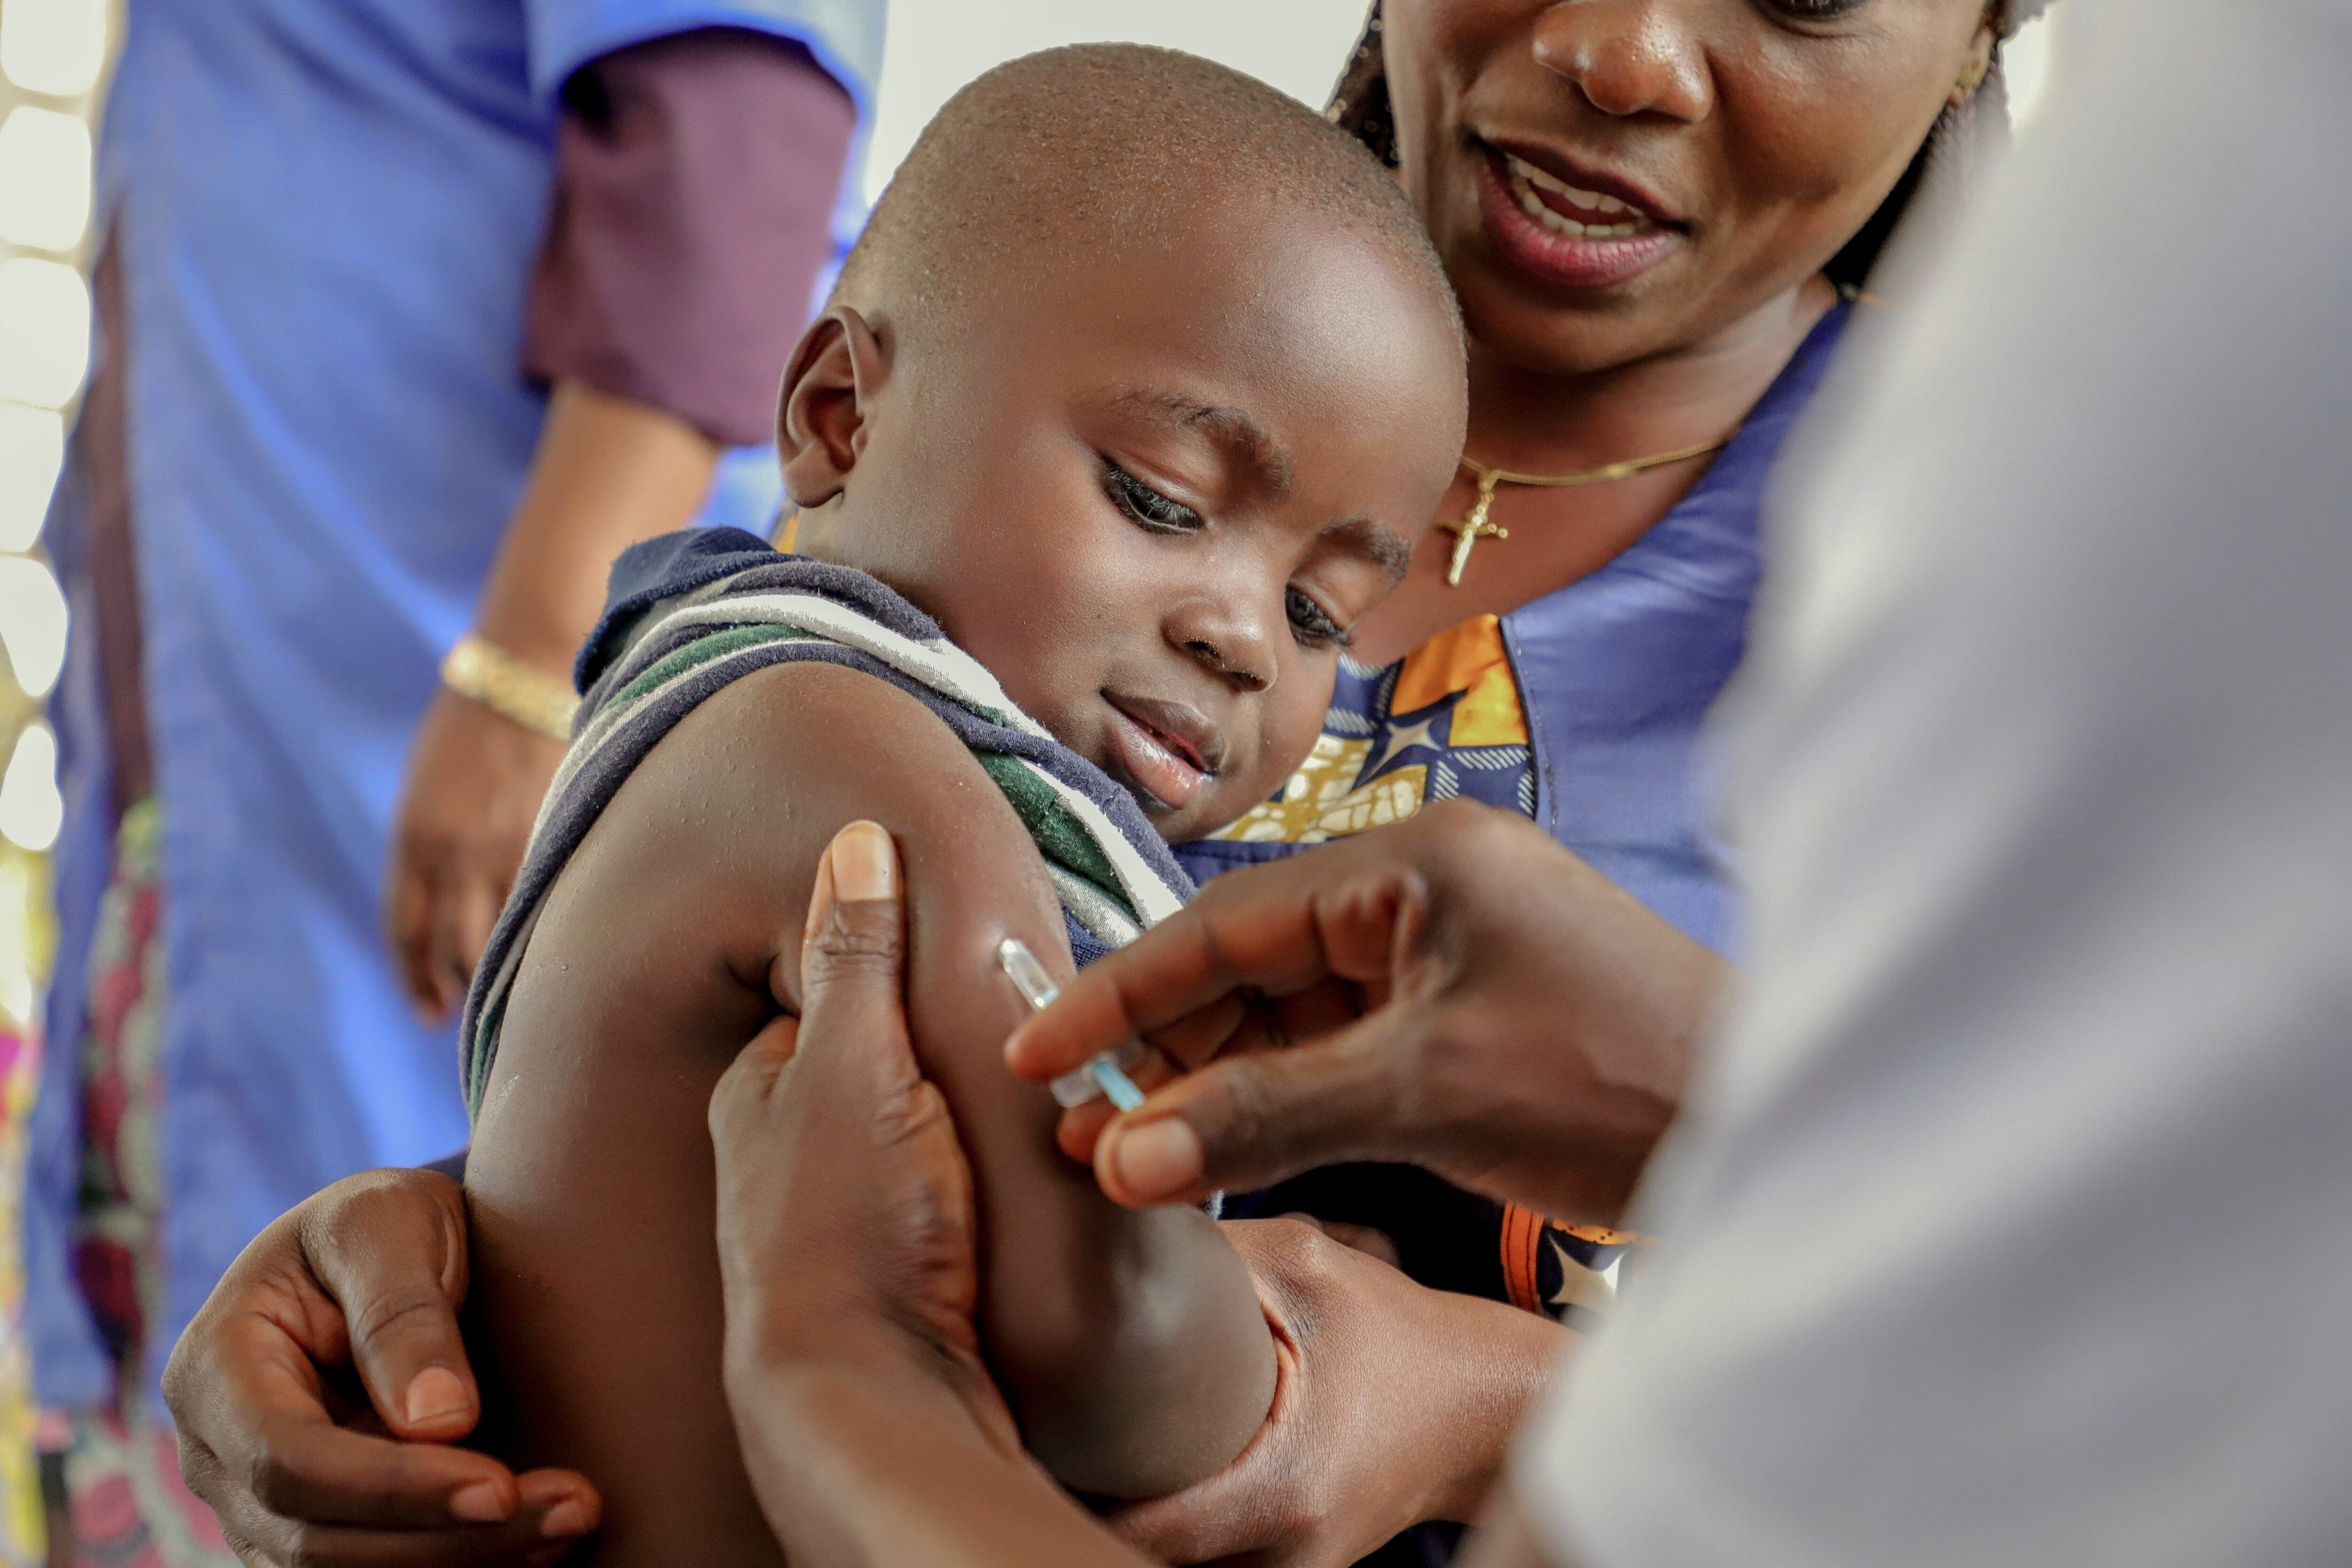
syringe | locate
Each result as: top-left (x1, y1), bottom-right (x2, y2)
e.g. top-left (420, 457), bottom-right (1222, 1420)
top-left (997, 936), bottom-right (1147, 1112)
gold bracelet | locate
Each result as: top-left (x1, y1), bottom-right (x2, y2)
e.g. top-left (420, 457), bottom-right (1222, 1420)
top-left (439, 633), bottom-right (578, 742)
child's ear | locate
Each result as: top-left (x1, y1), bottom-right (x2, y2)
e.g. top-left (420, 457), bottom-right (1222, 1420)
top-left (778, 306), bottom-right (890, 509)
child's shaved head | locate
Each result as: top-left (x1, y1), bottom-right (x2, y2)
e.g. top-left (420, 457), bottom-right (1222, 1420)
top-left (787, 40), bottom-right (1466, 843)
top-left (836, 42), bottom-right (1459, 342)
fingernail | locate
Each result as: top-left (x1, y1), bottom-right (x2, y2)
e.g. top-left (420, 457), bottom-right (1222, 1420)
top-left (802, 853), bottom-right (836, 942)
top-left (831, 820), bottom-right (897, 902)
top-left (448, 1479), bottom-right (510, 1523)
top-left (405, 1365), bottom-right (471, 1427)
top-left (540, 1498), bottom-right (594, 1538)
top-left (1111, 1118), bottom-right (1203, 1200)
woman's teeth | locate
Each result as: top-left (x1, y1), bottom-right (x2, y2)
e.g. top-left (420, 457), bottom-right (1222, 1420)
top-left (1502, 153), bottom-right (1656, 239)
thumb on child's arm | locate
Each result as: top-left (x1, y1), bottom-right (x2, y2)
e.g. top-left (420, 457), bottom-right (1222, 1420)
top-left (712, 820), bottom-right (909, 1162)
top-left (793, 820), bottom-right (914, 1087)
top-left (298, 1169), bottom-right (485, 1445)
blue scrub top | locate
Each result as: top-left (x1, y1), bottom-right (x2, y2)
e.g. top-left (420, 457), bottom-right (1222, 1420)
top-left (27, 0), bottom-right (882, 1407)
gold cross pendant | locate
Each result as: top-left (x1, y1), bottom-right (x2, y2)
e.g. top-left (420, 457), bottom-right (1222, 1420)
top-left (1437, 472), bottom-right (1507, 587)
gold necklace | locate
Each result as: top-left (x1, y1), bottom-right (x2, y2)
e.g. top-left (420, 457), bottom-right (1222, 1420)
top-left (1438, 435), bottom-right (1736, 587)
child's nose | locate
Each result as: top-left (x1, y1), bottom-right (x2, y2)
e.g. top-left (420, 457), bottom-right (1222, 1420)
top-left (1167, 599), bottom-right (1274, 694)
top-left (1181, 636), bottom-right (1270, 693)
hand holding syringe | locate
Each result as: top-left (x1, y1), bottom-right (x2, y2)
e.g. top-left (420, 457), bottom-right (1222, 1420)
top-left (1000, 935), bottom-right (1224, 1217)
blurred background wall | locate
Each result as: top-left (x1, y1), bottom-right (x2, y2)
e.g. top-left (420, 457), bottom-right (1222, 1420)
top-left (862, 0), bottom-right (1372, 204)
top-left (0, 0), bottom-right (107, 1558)
top-left (0, 0), bottom-right (99, 1006)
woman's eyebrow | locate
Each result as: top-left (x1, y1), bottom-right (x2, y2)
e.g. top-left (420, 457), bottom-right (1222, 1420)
top-left (1111, 389), bottom-right (1294, 499)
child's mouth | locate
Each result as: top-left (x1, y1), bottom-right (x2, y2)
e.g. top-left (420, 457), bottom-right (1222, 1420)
top-left (1102, 694), bottom-right (1219, 814)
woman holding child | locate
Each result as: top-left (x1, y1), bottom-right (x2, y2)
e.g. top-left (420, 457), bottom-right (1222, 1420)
top-left (156, 1), bottom-right (2042, 1563)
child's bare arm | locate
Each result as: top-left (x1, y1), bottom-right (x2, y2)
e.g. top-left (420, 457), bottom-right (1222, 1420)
top-left (464, 662), bottom-right (1273, 1562)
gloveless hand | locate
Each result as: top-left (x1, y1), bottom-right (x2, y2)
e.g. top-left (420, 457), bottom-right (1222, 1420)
top-left (160, 1169), bottom-right (600, 1568)
top-left (385, 687), bottom-right (566, 1023)
top-left (710, 822), bottom-right (1019, 1456)
top-left (1106, 1218), bottom-right (1561, 1568)
top-left (1007, 798), bottom-right (1725, 1224)
top-left (712, 822), bottom-right (1156, 1568)
top-left (386, 382), bottom-right (726, 1022)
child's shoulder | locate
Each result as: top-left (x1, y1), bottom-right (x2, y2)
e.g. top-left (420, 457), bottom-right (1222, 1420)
top-left (579, 527), bottom-right (948, 699)
top-left (572, 527), bottom-right (1030, 864)
top-left (458, 527), bottom-right (1196, 1108)
top-left (578, 529), bottom-right (1192, 934)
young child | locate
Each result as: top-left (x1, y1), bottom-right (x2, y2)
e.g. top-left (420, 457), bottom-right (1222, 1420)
top-left (458, 43), bottom-right (1466, 1564)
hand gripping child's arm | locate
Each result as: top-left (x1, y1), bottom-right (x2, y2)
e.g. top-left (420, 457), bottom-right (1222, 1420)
top-left (462, 661), bottom-right (1275, 1565)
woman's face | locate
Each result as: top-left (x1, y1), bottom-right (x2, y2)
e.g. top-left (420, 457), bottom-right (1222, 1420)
top-left (1387, 0), bottom-right (1994, 375)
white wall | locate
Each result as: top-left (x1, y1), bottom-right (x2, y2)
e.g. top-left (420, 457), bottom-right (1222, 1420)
top-left (861, 0), bottom-right (1375, 206)
top-left (2005, 15), bottom-right (2054, 126)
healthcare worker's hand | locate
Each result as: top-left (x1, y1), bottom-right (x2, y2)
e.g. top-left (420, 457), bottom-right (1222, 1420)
top-left (160, 1168), bottom-right (601, 1568)
top-left (1007, 798), bottom-right (1726, 1226)
top-left (709, 820), bottom-right (1014, 1446)
top-left (387, 690), bottom-right (565, 1023)
top-left (711, 823), bottom-right (1154, 1568)
top-left (712, 849), bottom-right (1560, 1568)
top-left (1105, 1218), bottom-right (1560, 1568)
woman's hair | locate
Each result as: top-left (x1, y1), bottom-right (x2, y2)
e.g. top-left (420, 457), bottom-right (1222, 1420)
top-left (1325, 0), bottom-right (2015, 292)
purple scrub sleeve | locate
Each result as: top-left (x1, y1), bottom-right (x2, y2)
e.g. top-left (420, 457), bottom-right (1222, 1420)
top-left (525, 28), bottom-right (858, 446)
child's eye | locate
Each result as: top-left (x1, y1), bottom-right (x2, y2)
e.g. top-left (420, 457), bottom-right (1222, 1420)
top-left (1102, 460), bottom-right (1204, 533)
top-left (1286, 586), bottom-right (1350, 649)
top-left (1759, 0), bottom-right (1867, 19)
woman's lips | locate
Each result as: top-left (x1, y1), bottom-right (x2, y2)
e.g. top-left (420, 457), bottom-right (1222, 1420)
top-left (1474, 147), bottom-right (1682, 291)
top-left (1502, 149), bottom-right (1663, 235)
top-left (1102, 696), bottom-right (1215, 813)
